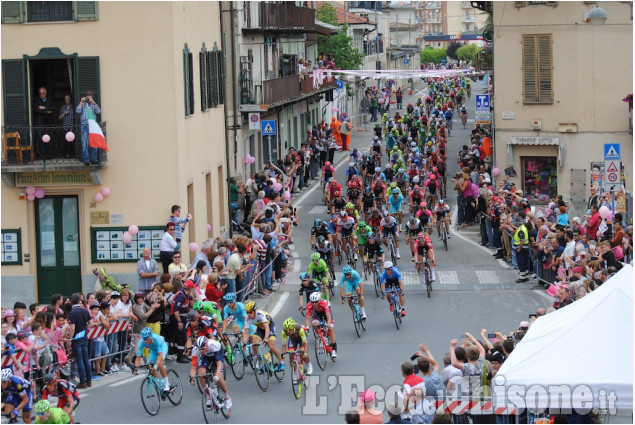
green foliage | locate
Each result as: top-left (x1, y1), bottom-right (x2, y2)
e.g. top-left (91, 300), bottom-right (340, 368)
top-left (456, 44), bottom-right (481, 64)
top-left (316, 2), bottom-right (338, 26)
top-left (420, 46), bottom-right (446, 65)
top-left (318, 27), bottom-right (364, 70)
top-left (446, 42), bottom-right (462, 60)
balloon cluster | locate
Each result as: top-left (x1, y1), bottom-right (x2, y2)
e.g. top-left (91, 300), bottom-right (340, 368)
top-left (93, 187), bottom-right (111, 203)
top-left (245, 153), bottom-right (255, 165)
top-left (24, 186), bottom-right (45, 201)
top-left (122, 224), bottom-right (139, 244)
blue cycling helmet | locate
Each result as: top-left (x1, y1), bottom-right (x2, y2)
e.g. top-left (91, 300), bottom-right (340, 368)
top-left (367, 231), bottom-right (375, 238)
top-left (314, 219), bottom-right (321, 227)
top-left (140, 327), bottom-right (153, 339)
top-left (300, 272), bottom-right (309, 280)
top-left (224, 292), bottom-right (237, 302)
top-left (343, 265), bottom-right (352, 274)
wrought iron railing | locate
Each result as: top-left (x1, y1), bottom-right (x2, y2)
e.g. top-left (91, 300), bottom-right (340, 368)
top-left (1, 123), bottom-right (108, 167)
top-left (248, 3), bottom-right (316, 31)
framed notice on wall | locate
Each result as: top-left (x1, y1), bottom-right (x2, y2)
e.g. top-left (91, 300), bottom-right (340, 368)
top-left (1, 229), bottom-right (22, 265)
top-left (91, 226), bottom-right (165, 263)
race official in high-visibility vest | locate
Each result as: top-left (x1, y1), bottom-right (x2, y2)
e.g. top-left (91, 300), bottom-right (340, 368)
top-left (513, 217), bottom-right (531, 283)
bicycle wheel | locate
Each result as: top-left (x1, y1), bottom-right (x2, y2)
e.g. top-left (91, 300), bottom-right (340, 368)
top-left (273, 355), bottom-right (285, 382)
top-left (291, 361), bottom-right (302, 399)
top-left (373, 269), bottom-right (381, 297)
top-left (443, 230), bottom-right (448, 251)
top-left (230, 341), bottom-right (245, 380)
top-left (314, 334), bottom-right (328, 371)
top-left (392, 297), bottom-right (401, 330)
top-left (336, 241), bottom-right (343, 265)
top-left (213, 380), bottom-right (231, 419)
top-left (166, 369), bottom-right (183, 406)
top-left (251, 354), bottom-right (270, 392)
top-left (140, 377), bottom-right (161, 416)
top-left (352, 305), bottom-right (361, 337)
top-left (427, 277), bottom-right (432, 298)
top-left (359, 307), bottom-right (366, 331)
top-left (202, 386), bottom-right (217, 424)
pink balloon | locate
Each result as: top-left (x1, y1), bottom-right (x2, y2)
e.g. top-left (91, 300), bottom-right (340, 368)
top-left (27, 194), bottom-right (35, 201)
top-left (189, 242), bottom-right (199, 252)
top-left (598, 206), bottom-right (610, 219)
top-left (65, 131), bottom-right (75, 142)
top-left (34, 188), bottom-right (45, 199)
top-left (492, 167), bottom-right (500, 177)
top-left (273, 183), bottom-right (282, 192)
top-left (100, 187), bottom-right (111, 197)
top-left (122, 231), bottom-right (133, 244)
top-left (128, 225), bottom-right (139, 235)
top-left (94, 192), bottom-right (104, 203)
top-left (207, 224), bottom-right (212, 231)
top-left (548, 202), bottom-right (556, 210)
top-left (331, 107), bottom-right (339, 112)
top-left (42, 134), bottom-right (50, 143)
top-left (284, 190), bottom-right (291, 200)
top-left (245, 154), bottom-right (255, 165)
top-left (248, 157), bottom-right (256, 165)
top-left (25, 185), bottom-right (36, 195)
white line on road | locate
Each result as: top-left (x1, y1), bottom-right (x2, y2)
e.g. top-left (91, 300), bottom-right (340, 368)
top-left (109, 374), bottom-right (144, 387)
top-left (437, 271), bottom-right (459, 285)
top-left (269, 292), bottom-right (289, 318)
top-left (308, 205), bottom-right (325, 215)
top-left (475, 270), bottom-right (500, 284)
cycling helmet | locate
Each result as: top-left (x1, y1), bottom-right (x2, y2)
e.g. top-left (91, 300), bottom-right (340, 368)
top-left (346, 202), bottom-right (354, 209)
top-left (439, 199), bottom-right (445, 204)
top-left (311, 252), bottom-right (321, 261)
top-left (358, 221), bottom-right (367, 228)
top-left (283, 317), bottom-right (296, 331)
top-left (325, 161), bottom-right (330, 167)
top-left (373, 136), bottom-right (379, 141)
top-left (407, 137), bottom-right (413, 142)
top-left (224, 292), bottom-right (237, 302)
top-left (334, 190), bottom-right (342, 197)
top-left (245, 301), bottom-right (256, 313)
top-left (384, 261), bottom-right (394, 269)
top-left (309, 292), bottom-right (321, 303)
top-left (314, 219), bottom-right (321, 227)
top-left (398, 168), bottom-right (405, 173)
top-left (392, 188), bottom-right (400, 194)
top-left (331, 215), bottom-right (338, 222)
top-left (374, 167), bottom-right (381, 173)
top-left (367, 231), bottom-right (375, 238)
top-left (353, 147), bottom-right (358, 151)
top-left (429, 174), bottom-right (436, 180)
top-left (342, 265), bottom-right (352, 274)
top-left (192, 300), bottom-right (203, 312)
top-left (140, 327), bottom-right (153, 339)
top-left (331, 178), bottom-right (338, 185)
top-left (390, 182), bottom-right (397, 188)
top-left (43, 373), bottom-right (56, 385)
top-left (432, 167), bottom-right (438, 173)
top-left (317, 235), bottom-right (326, 244)
top-left (417, 232), bottom-right (426, 241)
top-left (385, 164), bottom-right (391, 170)
top-left (349, 162), bottom-right (354, 167)
top-left (196, 336), bottom-right (208, 350)
top-left (372, 208), bottom-right (380, 215)
top-left (187, 310), bottom-right (199, 322)
top-left (409, 217), bottom-right (417, 225)
top-left (300, 272), bottom-right (310, 280)
top-left (413, 176), bottom-right (420, 183)
top-left (34, 400), bottom-right (50, 415)
top-left (420, 201), bottom-right (427, 208)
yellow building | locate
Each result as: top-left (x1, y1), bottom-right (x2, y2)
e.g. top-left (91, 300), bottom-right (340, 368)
top-left (492, 1), bottom-right (632, 211)
top-left (1, 2), bottom-right (229, 306)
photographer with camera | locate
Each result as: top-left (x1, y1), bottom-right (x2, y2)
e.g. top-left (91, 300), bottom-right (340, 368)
top-left (75, 91), bottom-right (101, 165)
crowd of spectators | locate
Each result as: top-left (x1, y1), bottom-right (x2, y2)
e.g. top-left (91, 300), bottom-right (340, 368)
top-left (299, 52), bottom-right (337, 75)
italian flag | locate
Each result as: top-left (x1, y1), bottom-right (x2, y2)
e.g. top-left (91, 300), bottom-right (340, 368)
top-left (87, 107), bottom-right (108, 152)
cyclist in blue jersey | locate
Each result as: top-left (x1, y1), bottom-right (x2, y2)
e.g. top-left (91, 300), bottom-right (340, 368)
top-left (221, 292), bottom-right (249, 345)
top-left (387, 187), bottom-right (405, 227)
top-left (380, 261), bottom-right (406, 316)
top-left (133, 327), bottom-right (170, 393)
top-left (1, 368), bottom-right (33, 424)
top-left (339, 265), bottom-right (367, 320)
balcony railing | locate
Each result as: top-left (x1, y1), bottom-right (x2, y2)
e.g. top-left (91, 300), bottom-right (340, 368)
top-left (2, 123), bottom-right (108, 169)
top-left (427, 17), bottom-right (442, 24)
top-left (244, 74), bottom-right (336, 106)
top-left (244, 3), bottom-right (315, 32)
top-left (426, 2), bottom-right (442, 9)
top-left (462, 16), bottom-right (477, 23)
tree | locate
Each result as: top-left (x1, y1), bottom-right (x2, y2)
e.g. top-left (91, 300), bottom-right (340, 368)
top-left (446, 41), bottom-right (462, 60)
top-left (317, 2), bottom-right (338, 26)
top-left (420, 46), bottom-right (446, 65)
top-left (456, 44), bottom-right (480, 64)
top-left (318, 27), bottom-right (364, 70)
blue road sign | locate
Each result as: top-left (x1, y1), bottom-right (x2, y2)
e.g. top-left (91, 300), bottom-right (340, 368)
top-left (475, 94), bottom-right (490, 110)
top-left (336, 80), bottom-right (344, 90)
top-left (404, 58), bottom-right (410, 65)
top-left (604, 143), bottom-right (620, 160)
top-left (261, 120), bottom-right (277, 136)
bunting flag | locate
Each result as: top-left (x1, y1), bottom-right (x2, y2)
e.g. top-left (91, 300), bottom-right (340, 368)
top-left (87, 107), bottom-right (108, 152)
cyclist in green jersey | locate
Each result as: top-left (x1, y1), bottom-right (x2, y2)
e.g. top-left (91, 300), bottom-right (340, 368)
top-left (192, 300), bottom-right (221, 326)
top-left (34, 401), bottom-right (70, 425)
top-left (307, 253), bottom-right (331, 290)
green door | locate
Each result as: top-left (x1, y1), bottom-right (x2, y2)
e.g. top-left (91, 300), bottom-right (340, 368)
top-left (35, 196), bottom-right (81, 303)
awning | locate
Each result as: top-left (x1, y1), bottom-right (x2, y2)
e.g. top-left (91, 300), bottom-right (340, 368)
top-left (315, 19), bottom-right (341, 35)
top-left (507, 136), bottom-right (566, 168)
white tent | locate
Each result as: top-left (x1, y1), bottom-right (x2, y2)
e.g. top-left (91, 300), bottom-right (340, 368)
top-left (494, 265), bottom-right (633, 411)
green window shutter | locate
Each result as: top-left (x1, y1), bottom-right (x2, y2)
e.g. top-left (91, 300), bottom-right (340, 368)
top-left (2, 59), bottom-right (28, 130)
top-left (184, 44), bottom-right (191, 116)
top-left (208, 50), bottom-right (218, 108)
top-left (1, 2), bottom-right (24, 23)
top-left (75, 57), bottom-right (101, 114)
top-left (200, 49), bottom-right (207, 111)
top-left (216, 50), bottom-right (225, 105)
top-left (73, 1), bottom-right (97, 21)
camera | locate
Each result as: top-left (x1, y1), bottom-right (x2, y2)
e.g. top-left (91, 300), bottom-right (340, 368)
top-left (410, 354), bottom-right (419, 361)
top-left (529, 314), bottom-right (537, 319)
top-left (487, 333), bottom-right (496, 339)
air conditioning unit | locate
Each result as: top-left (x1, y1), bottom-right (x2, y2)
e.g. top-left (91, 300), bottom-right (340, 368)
top-left (531, 120), bottom-right (542, 130)
top-left (515, 1), bottom-right (527, 7)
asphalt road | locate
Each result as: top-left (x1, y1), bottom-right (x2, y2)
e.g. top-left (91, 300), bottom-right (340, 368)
top-left (68, 80), bottom-right (630, 424)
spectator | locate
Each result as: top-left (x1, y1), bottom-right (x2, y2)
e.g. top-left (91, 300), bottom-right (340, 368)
top-left (189, 238), bottom-right (214, 271)
top-left (137, 247), bottom-right (159, 296)
top-left (159, 223), bottom-right (178, 273)
top-left (358, 389), bottom-right (383, 424)
top-left (168, 205), bottom-right (191, 251)
top-left (68, 293), bottom-right (93, 389)
top-left (76, 90), bottom-right (101, 165)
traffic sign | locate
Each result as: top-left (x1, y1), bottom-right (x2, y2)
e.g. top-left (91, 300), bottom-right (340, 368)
top-left (475, 111), bottom-right (490, 125)
top-left (335, 80), bottom-right (344, 90)
top-left (604, 143), bottom-right (620, 160)
top-left (604, 160), bottom-right (620, 186)
top-left (339, 113), bottom-right (348, 122)
top-left (261, 120), bottom-right (276, 135)
top-left (248, 112), bottom-right (260, 130)
top-left (404, 58), bottom-right (410, 65)
top-left (475, 94), bottom-right (490, 111)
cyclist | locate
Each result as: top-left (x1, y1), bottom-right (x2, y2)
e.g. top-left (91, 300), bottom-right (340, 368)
top-left (414, 232), bottom-right (436, 281)
top-left (310, 218), bottom-right (332, 246)
top-left (409, 184), bottom-right (425, 213)
top-left (380, 209), bottom-right (400, 258)
top-left (394, 168), bottom-right (409, 195)
top-left (444, 108), bottom-right (453, 134)
top-left (330, 190), bottom-right (347, 216)
top-left (185, 310), bottom-right (222, 366)
top-left (244, 302), bottom-right (284, 370)
top-left (298, 272), bottom-right (322, 313)
top-left (339, 265), bottom-right (367, 320)
top-left (192, 299), bottom-right (221, 326)
top-left (344, 202), bottom-right (360, 222)
top-left (320, 161), bottom-right (335, 189)
top-left (350, 147), bottom-right (362, 164)
top-left (459, 105), bottom-right (468, 128)
top-left (405, 216), bottom-right (425, 259)
top-left (328, 215), bottom-right (340, 252)
top-left (368, 207), bottom-right (383, 232)
top-left (337, 210), bottom-right (357, 261)
top-left (281, 318), bottom-right (313, 375)
top-left (133, 327), bottom-right (171, 393)
top-left (361, 186), bottom-right (376, 221)
top-left (387, 187), bottom-right (405, 230)
top-left (41, 374), bottom-right (79, 424)
top-left (314, 235), bottom-right (334, 267)
top-left (362, 231), bottom-right (385, 268)
top-left (1, 368), bottom-right (33, 424)
top-left (221, 292), bottom-right (249, 347)
top-left (326, 178), bottom-right (342, 203)
top-left (380, 261), bottom-right (406, 316)
top-left (307, 252), bottom-right (331, 294)
top-left (371, 136), bottom-right (382, 164)
top-left (347, 176), bottom-right (363, 210)
top-left (305, 292), bottom-right (337, 360)
top-left (434, 199), bottom-right (452, 240)
top-left (346, 162), bottom-right (359, 183)
top-left (354, 220), bottom-right (373, 261)
top-left (372, 177), bottom-right (386, 205)
top-left (193, 336), bottom-right (232, 410)
top-left (33, 400), bottom-right (70, 425)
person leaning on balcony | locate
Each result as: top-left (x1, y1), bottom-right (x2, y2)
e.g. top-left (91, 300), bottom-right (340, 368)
top-left (58, 94), bottom-right (75, 158)
top-left (76, 90), bottom-right (101, 165)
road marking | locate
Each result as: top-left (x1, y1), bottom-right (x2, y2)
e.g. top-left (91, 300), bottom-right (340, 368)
top-left (438, 271), bottom-right (459, 285)
top-left (476, 270), bottom-right (499, 284)
top-left (291, 150), bottom-right (351, 206)
top-left (109, 374), bottom-right (144, 387)
top-left (269, 292), bottom-right (289, 318)
top-left (308, 205), bottom-right (325, 215)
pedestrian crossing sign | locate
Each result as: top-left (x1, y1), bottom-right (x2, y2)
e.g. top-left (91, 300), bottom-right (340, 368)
top-left (261, 120), bottom-right (277, 135)
top-left (604, 143), bottom-right (620, 160)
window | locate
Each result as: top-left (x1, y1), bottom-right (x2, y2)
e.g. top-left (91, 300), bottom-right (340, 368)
top-left (1, 1), bottom-right (98, 23)
top-left (199, 42), bottom-right (225, 111)
top-left (522, 156), bottom-right (558, 202)
top-left (522, 34), bottom-right (553, 104)
top-left (183, 44), bottom-right (194, 116)
top-left (27, 1), bottom-right (71, 22)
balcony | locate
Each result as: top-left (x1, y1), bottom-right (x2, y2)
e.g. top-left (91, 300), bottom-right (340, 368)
top-left (462, 16), bottom-right (477, 23)
top-left (426, 2), bottom-right (442, 9)
top-left (243, 3), bottom-right (315, 33)
top-left (1, 123), bottom-right (108, 172)
top-left (427, 17), bottom-right (442, 24)
top-left (243, 74), bottom-right (336, 108)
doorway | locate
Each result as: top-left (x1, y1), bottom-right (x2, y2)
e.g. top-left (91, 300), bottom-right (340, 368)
top-left (35, 196), bottom-right (82, 303)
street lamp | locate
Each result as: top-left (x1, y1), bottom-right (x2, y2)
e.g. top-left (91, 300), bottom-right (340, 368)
top-left (586, 2), bottom-right (607, 25)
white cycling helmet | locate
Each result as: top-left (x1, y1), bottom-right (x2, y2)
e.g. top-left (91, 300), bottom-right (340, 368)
top-left (309, 291), bottom-right (321, 303)
top-left (373, 136), bottom-right (379, 141)
top-left (349, 162), bottom-right (354, 167)
top-left (384, 261), bottom-right (394, 269)
top-left (1, 368), bottom-right (13, 382)
top-left (196, 336), bottom-right (208, 350)
top-left (375, 167), bottom-right (381, 172)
